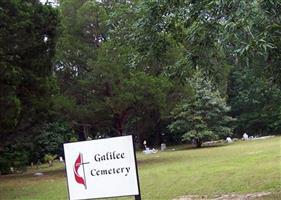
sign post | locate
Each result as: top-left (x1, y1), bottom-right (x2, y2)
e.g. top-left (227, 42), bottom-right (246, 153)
top-left (64, 135), bottom-right (141, 200)
top-left (133, 136), bottom-right (141, 200)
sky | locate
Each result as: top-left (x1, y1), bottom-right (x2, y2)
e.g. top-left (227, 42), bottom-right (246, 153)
top-left (39, 0), bottom-right (59, 6)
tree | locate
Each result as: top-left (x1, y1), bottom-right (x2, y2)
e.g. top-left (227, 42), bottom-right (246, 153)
top-left (222, 0), bottom-right (281, 135)
top-left (220, 0), bottom-right (281, 85)
top-left (55, 0), bottom-right (173, 142)
top-left (228, 67), bottom-right (281, 136)
top-left (55, 0), bottom-right (108, 139)
top-left (108, 1), bottom-right (188, 145)
top-left (169, 71), bottom-right (234, 147)
top-left (0, 0), bottom-right (59, 146)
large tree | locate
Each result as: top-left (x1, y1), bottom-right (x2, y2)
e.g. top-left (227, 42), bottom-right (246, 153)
top-left (221, 0), bottom-right (281, 135)
top-left (55, 0), bottom-right (173, 142)
top-left (0, 0), bottom-right (59, 146)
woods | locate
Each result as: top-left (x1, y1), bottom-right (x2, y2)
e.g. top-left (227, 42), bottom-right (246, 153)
top-left (0, 0), bottom-right (280, 172)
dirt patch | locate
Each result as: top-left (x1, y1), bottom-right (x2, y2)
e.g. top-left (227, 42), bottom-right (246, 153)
top-left (173, 192), bottom-right (272, 200)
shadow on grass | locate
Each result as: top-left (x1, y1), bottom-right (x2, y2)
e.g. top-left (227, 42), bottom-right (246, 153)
top-left (137, 155), bottom-right (177, 166)
top-left (173, 143), bottom-right (228, 151)
top-left (138, 143), bottom-right (228, 166)
top-left (0, 168), bottom-right (66, 180)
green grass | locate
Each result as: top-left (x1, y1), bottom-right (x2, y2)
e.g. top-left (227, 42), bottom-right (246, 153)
top-left (0, 137), bottom-right (280, 200)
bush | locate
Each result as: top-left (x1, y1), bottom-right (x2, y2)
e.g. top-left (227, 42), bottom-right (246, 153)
top-left (43, 154), bottom-right (57, 167)
top-left (0, 122), bottom-right (76, 174)
top-left (0, 144), bottom-right (30, 174)
top-left (32, 122), bottom-right (75, 162)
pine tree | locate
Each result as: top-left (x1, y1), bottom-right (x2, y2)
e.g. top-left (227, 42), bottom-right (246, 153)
top-left (169, 71), bottom-right (234, 147)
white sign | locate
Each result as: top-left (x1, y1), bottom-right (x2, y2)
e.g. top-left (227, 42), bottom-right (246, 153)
top-left (64, 135), bottom-right (140, 200)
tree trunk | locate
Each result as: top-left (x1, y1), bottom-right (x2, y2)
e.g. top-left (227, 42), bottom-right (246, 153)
top-left (75, 123), bottom-right (91, 141)
top-left (113, 109), bottom-right (130, 136)
top-left (155, 119), bottom-right (162, 147)
top-left (136, 119), bottom-right (144, 149)
top-left (77, 129), bottom-right (86, 141)
top-left (196, 138), bottom-right (202, 148)
top-left (114, 115), bottom-right (123, 136)
top-left (83, 125), bottom-right (89, 140)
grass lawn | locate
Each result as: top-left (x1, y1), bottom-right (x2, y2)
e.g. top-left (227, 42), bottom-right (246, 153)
top-left (0, 137), bottom-right (280, 200)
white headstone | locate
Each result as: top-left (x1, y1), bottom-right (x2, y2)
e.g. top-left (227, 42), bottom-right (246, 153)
top-left (243, 133), bottom-right (248, 140)
top-left (226, 137), bottom-right (232, 143)
top-left (34, 172), bottom-right (44, 176)
top-left (10, 167), bottom-right (14, 173)
top-left (161, 143), bottom-right (167, 151)
top-left (143, 148), bottom-right (158, 155)
top-left (143, 140), bottom-right (147, 149)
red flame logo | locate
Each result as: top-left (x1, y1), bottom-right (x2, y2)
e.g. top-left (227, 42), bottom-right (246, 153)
top-left (73, 153), bottom-right (87, 189)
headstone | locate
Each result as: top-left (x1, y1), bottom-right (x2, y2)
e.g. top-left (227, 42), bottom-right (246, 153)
top-left (226, 137), bottom-right (232, 143)
top-left (151, 148), bottom-right (158, 153)
top-left (143, 140), bottom-right (147, 149)
top-left (143, 148), bottom-right (158, 154)
top-left (143, 147), bottom-right (151, 154)
top-left (160, 143), bottom-right (166, 151)
top-left (34, 172), bottom-right (44, 176)
top-left (243, 133), bottom-right (248, 140)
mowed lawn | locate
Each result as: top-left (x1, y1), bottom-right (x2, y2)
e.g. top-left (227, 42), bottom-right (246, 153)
top-left (0, 137), bottom-right (280, 200)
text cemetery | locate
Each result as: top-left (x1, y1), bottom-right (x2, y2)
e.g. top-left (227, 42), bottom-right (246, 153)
top-left (91, 151), bottom-right (131, 177)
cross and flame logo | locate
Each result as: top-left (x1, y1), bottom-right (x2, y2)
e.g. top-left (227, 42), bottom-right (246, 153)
top-left (73, 153), bottom-right (89, 189)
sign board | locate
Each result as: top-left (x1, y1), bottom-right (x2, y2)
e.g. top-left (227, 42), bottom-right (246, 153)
top-left (64, 135), bottom-right (140, 200)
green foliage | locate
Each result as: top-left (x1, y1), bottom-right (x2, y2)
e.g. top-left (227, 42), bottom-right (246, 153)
top-left (0, 122), bottom-right (73, 174)
top-left (169, 71), bottom-right (234, 147)
top-left (43, 154), bottom-right (57, 167)
top-left (1, 0), bottom-right (281, 170)
top-left (220, 1), bottom-right (281, 136)
top-left (221, 0), bottom-right (281, 83)
top-left (56, 0), bottom-right (107, 75)
top-left (33, 122), bottom-right (74, 162)
top-left (54, 0), bottom-right (280, 145)
top-left (0, 0), bottom-right (59, 145)
top-left (56, 0), bottom-right (174, 140)
top-left (228, 68), bottom-right (281, 135)
top-left (0, 143), bottom-right (31, 174)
